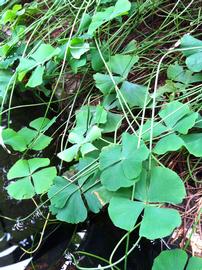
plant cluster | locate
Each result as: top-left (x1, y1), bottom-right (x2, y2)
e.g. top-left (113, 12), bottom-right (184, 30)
top-left (0, 0), bottom-right (202, 269)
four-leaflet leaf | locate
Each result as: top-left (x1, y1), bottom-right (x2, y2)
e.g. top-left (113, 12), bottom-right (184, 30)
top-left (6, 158), bottom-right (57, 200)
top-left (48, 167), bottom-right (102, 223)
top-left (108, 166), bottom-right (186, 239)
top-left (2, 117), bottom-right (53, 152)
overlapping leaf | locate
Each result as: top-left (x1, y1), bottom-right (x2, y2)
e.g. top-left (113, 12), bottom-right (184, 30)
top-left (153, 101), bottom-right (199, 155)
top-left (159, 101), bottom-right (198, 133)
top-left (48, 169), bottom-right (102, 223)
top-left (167, 62), bottom-right (202, 85)
top-left (17, 43), bottom-right (60, 86)
top-left (58, 125), bottom-right (101, 162)
top-left (87, 0), bottom-right (131, 35)
top-left (99, 132), bottom-right (149, 191)
top-left (58, 105), bottom-right (122, 162)
top-left (93, 73), bottom-right (123, 95)
top-left (70, 38), bottom-right (89, 59)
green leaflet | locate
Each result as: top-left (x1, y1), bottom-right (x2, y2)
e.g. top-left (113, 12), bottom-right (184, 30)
top-left (152, 249), bottom-right (202, 270)
top-left (2, 117), bottom-right (53, 152)
top-left (187, 257), bottom-right (202, 270)
top-left (17, 58), bottom-right (36, 81)
top-left (7, 158), bottom-right (57, 199)
top-left (93, 53), bottom-right (140, 101)
top-left (90, 45), bottom-right (109, 71)
top-left (180, 34), bottom-right (202, 72)
top-left (93, 73), bottom-right (123, 95)
top-left (108, 166), bottom-right (185, 239)
top-left (17, 43), bottom-right (60, 85)
top-left (70, 38), bottom-right (89, 59)
top-left (0, 4), bottom-right (23, 24)
top-left (151, 100), bottom-right (201, 155)
top-left (153, 133), bottom-right (184, 155)
top-left (58, 105), bottom-right (122, 162)
top-left (135, 166), bottom-right (186, 204)
top-left (77, 13), bottom-right (92, 34)
top-left (153, 132), bottom-right (202, 157)
top-left (88, 0), bottom-right (131, 35)
top-left (2, 128), bottom-right (27, 152)
top-left (99, 132), bottom-right (149, 191)
top-left (152, 249), bottom-right (187, 270)
top-left (120, 81), bottom-right (150, 108)
top-left (48, 171), bottom-right (102, 223)
top-left (29, 117), bottom-right (55, 132)
top-left (194, 115), bottom-right (202, 128)
top-left (123, 40), bottom-right (137, 54)
top-left (109, 197), bottom-right (144, 231)
top-left (167, 62), bottom-right (202, 85)
top-left (49, 178), bottom-right (88, 224)
top-left (139, 120), bottom-right (168, 141)
top-left (180, 34), bottom-right (202, 57)
top-left (140, 206), bottom-right (181, 240)
top-left (94, 186), bottom-right (132, 206)
top-left (69, 54), bottom-right (87, 73)
top-left (100, 111), bottom-right (122, 133)
top-left (186, 52), bottom-right (202, 72)
top-left (159, 100), bottom-right (197, 133)
top-left (26, 65), bottom-right (45, 88)
top-left (58, 125), bottom-right (101, 162)
top-left (0, 69), bottom-right (13, 104)
top-left (31, 44), bottom-right (60, 63)
top-left (107, 54), bottom-right (139, 78)
top-left (181, 133), bottom-right (202, 157)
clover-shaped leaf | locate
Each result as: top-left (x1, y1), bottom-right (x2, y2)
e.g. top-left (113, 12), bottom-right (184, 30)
top-left (159, 101), bottom-right (198, 134)
top-left (153, 101), bottom-right (198, 155)
top-left (72, 105), bottom-right (107, 134)
top-left (167, 62), bottom-right (202, 85)
top-left (17, 43), bottom-right (60, 85)
top-left (108, 166), bottom-right (185, 239)
top-left (49, 177), bottom-right (87, 223)
top-left (99, 132), bottom-right (149, 191)
top-left (152, 249), bottom-right (202, 270)
top-left (58, 105), bottom-right (121, 162)
top-left (2, 117), bottom-right (53, 152)
top-left (58, 125), bottom-right (101, 162)
top-left (100, 111), bottom-right (122, 133)
top-left (6, 158), bottom-right (57, 200)
top-left (48, 170), bottom-right (102, 223)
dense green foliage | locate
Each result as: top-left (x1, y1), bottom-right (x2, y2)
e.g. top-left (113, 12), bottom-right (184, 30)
top-left (0, 0), bottom-right (202, 269)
